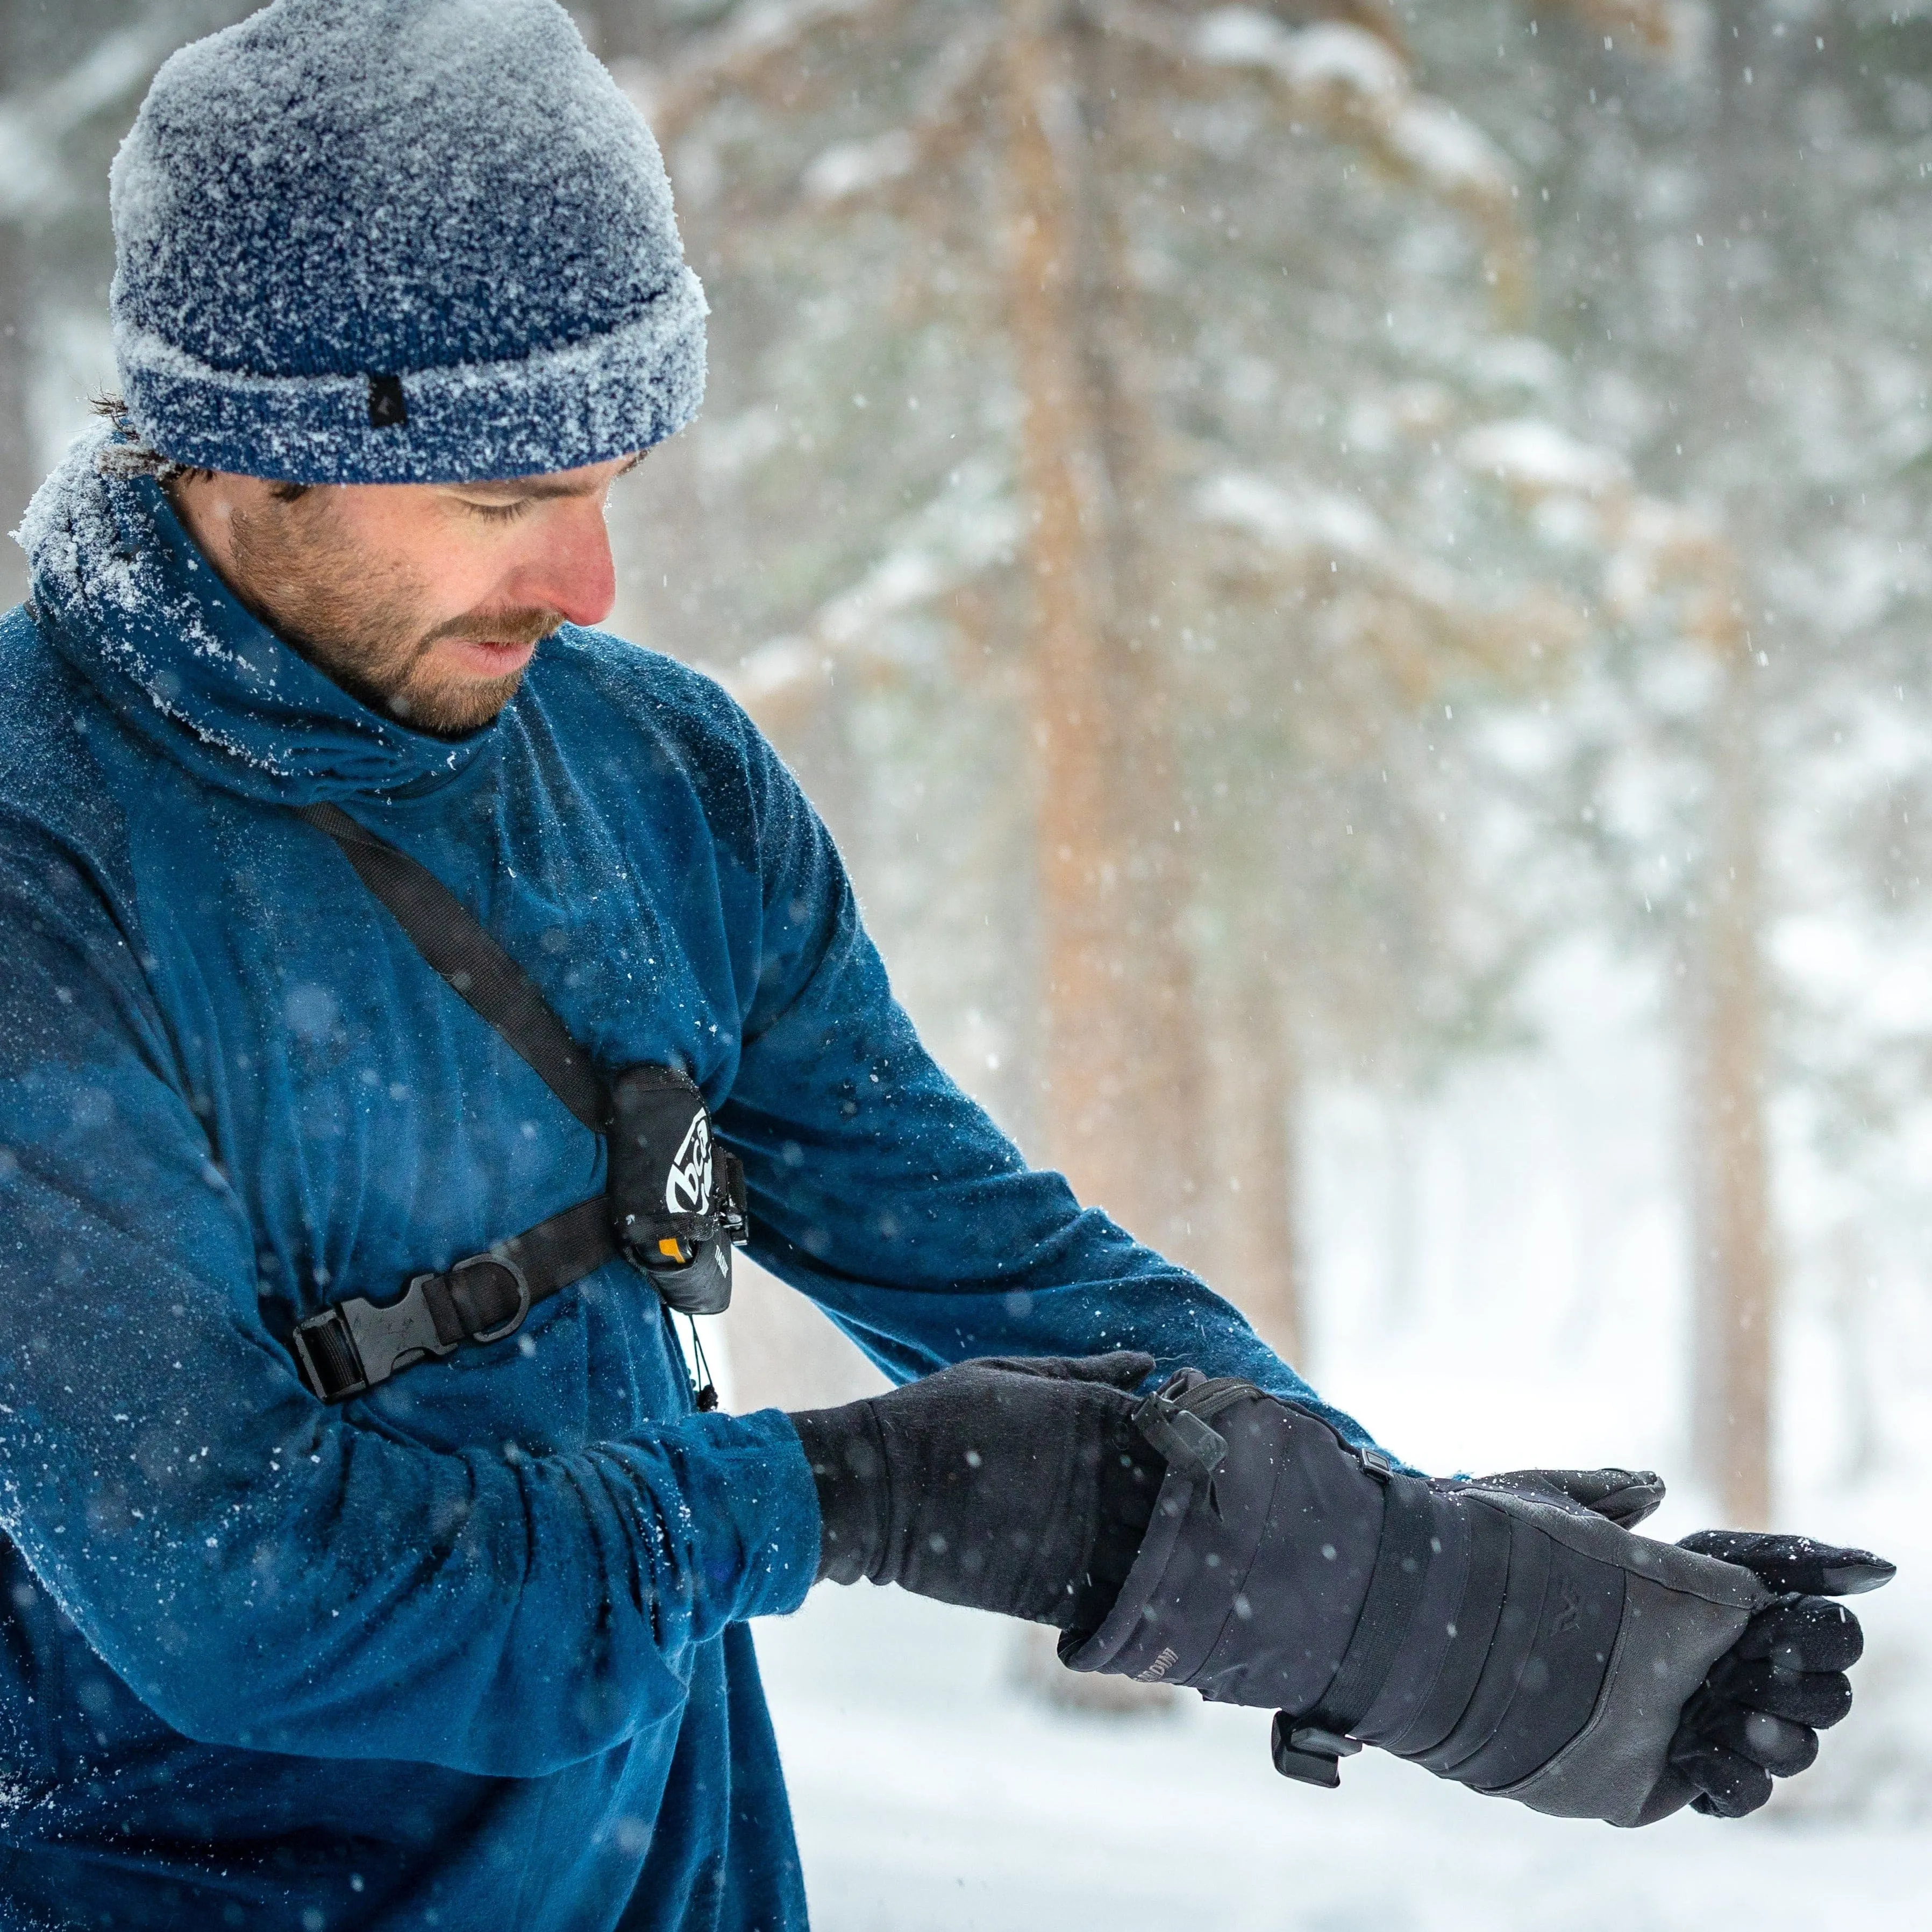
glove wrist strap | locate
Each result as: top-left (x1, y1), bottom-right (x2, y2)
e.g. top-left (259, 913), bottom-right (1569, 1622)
top-left (1273, 1463), bottom-right (1438, 1786)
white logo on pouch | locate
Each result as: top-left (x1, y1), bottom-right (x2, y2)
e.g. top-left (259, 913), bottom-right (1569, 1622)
top-left (666, 1109), bottom-right (713, 1216)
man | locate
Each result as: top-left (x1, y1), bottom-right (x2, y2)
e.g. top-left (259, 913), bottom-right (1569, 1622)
top-left (0, 3), bottom-right (1887, 1928)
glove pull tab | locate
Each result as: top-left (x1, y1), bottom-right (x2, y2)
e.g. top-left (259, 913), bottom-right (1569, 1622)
top-left (1130, 1374), bottom-right (1233, 1481)
top-left (1271, 1714), bottom-right (1363, 1789)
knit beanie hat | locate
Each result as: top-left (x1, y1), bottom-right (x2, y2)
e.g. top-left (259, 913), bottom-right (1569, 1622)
top-left (109, 0), bottom-right (706, 484)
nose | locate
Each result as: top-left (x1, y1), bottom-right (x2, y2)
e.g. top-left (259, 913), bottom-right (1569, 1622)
top-left (508, 497), bottom-right (618, 629)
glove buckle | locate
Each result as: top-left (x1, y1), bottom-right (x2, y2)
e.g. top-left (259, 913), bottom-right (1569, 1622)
top-left (1270, 1712), bottom-right (1361, 1790)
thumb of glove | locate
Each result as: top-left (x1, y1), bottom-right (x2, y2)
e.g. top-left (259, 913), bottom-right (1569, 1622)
top-left (1677, 1531), bottom-right (1895, 1596)
top-left (1473, 1466), bottom-right (1667, 1529)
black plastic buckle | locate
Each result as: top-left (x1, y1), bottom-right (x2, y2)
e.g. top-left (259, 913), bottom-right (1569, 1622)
top-left (293, 1275), bottom-right (452, 1401)
top-left (290, 1304), bottom-right (376, 1402)
top-left (291, 1251), bottom-right (530, 1402)
top-left (1270, 1712), bottom-right (1363, 1790)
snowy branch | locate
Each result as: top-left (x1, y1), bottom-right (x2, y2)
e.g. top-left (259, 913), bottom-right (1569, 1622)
top-left (1458, 418), bottom-right (1742, 648)
top-left (799, 22), bottom-right (999, 209)
top-left (1193, 466), bottom-right (1585, 691)
top-left (622, 0), bottom-right (908, 148)
top-left (706, 462), bottom-right (1022, 724)
top-left (1083, 3), bottom-right (1529, 320)
top-left (1541, 0), bottom-right (1679, 55)
top-left (0, 10), bottom-right (233, 223)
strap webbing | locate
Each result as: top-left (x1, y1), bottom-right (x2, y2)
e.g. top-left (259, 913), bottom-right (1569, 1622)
top-left (497, 1192), bottom-right (617, 1292)
top-left (297, 802), bottom-right (607, 1131)
top-left (290, 803), bottom-right (740, 1407)
top-left (1313, 1471), bottom-right (1439, 1736)
top-left (290, 803), bottom-right (621, 1402)
top-left (291, 1195), bottom-right (621, 1402)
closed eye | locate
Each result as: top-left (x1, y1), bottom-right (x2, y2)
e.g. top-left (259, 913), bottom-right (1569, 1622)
top-left (458, 497), bottom-right (534, 524)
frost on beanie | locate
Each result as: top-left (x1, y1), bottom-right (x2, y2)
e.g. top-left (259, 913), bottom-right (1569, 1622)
top-left (109, 0), bottom-right (706, 484)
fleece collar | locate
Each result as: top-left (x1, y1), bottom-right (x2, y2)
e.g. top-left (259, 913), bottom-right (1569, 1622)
top-left (15, 424), bottom-right (505, 806)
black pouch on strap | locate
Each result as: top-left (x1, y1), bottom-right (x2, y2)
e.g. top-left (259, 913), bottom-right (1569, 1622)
top-left (609, 1065), bottom-right (748, 1317)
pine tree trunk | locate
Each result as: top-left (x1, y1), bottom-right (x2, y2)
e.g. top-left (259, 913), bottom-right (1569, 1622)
top-left (999, 3), bottom-right (1199, 1716)
top-left (1074, 28), bottom-right (1210, 1266)
top-left (1000, 0), bottom-right (1133, 1211)
top-left (1000, 0), bottom-right (1206, 1259)
top-left (1681, 3), bottom-right (1778, 1527)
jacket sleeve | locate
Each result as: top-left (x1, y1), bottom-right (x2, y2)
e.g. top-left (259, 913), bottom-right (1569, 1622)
top-left (0, 825), bottom-right (818, 1778)
top-left (714, 722), bottom-right (1386, 1455)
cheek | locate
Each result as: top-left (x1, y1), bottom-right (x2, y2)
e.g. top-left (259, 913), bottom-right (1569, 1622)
top-left (331, 502), bottom-right (498, 622)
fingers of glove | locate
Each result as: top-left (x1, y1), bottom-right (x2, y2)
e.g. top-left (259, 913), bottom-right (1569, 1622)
top-left (1677, 1530), bottom-right (1896, 1597)
top-left (1706, 1653), bottom-right (1855, 1729)
top-left (1732, 1595), bottom-right (1865, 1672)
top-left (1475, 1467), bottom-right (1666, 1527)
top-left (1678, 1744), bottom-right (1774, 1820)
top-left (1575, 1468), bottom-right (1666, 1527)
top-left (1694, 1701), bottom-right (1820, 1777)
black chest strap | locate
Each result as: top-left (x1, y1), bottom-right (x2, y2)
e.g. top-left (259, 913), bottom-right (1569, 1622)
top-left (286, 803), bottom-right (742, 1404)
top-left (296, 802), bottom-right (607, 1129)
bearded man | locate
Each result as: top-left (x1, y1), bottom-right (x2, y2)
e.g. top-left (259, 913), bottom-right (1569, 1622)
top-left (0, 3), bottom-right (1887, 1928)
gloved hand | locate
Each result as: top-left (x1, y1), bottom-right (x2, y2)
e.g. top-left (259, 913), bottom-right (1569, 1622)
top-left (1669, 1531), bottom-right (1888, 1817)
top-left (1479, 1475), bottom-right (1888, 1817)
top-left (789, 1353), bottom-right (1166, 1629)
top-left (1060, 1372), bottom-right (1892, 1827)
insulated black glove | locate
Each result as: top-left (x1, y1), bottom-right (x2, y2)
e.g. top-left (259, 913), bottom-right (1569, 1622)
top-left (1060, 1372), bottom-right (1892, 1827)
top-left (1470, 1477), bottom-right (1886, 1818)
top-left (790, 1353), bottom-right (1167, 1629)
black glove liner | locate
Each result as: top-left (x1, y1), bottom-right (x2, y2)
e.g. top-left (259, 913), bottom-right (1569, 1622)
top-left (790, 1352), bottom-right (1167, 1629)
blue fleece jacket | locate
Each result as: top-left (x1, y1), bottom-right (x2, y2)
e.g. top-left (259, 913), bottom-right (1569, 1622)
top-left (0, 430), bottom-right (1370, 1931)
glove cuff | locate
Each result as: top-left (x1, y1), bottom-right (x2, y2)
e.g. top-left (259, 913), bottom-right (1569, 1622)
top-left (789, 1401), bottom-right (890, 1587)
top-left (1060, 1372), bottom-right (1384, 1694)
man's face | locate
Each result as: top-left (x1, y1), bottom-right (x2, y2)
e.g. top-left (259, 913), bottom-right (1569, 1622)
top-left (169, 456), bottom-right (640, 736)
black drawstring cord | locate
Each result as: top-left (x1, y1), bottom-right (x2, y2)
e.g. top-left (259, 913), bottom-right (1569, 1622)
top-left (686, 1314), bottom-right (719, 1412)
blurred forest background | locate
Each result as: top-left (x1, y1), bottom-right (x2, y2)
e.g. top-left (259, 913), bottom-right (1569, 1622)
top-left (6, 0), bottom-right (1932, 1872)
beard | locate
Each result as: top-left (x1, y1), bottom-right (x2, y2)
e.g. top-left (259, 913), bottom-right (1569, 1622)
top-left (224, 493), bottom-right (562, 737)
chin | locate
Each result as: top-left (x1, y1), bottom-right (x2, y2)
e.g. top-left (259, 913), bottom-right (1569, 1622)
top-left (389, 670), bottom-right (530, 738)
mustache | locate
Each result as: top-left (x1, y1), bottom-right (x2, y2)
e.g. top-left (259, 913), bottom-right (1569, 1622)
top-left (415, 606), bottom-right (566, 653)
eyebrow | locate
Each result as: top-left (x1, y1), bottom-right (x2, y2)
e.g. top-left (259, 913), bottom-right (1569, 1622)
top-left (453, 453), bottom-right (644, 502)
